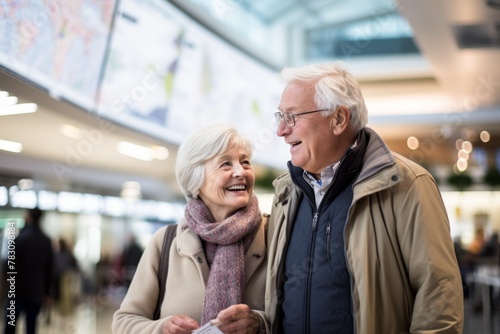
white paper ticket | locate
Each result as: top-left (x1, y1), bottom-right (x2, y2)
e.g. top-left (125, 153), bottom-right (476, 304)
top-left (192, 319), bottom-right (223, 334)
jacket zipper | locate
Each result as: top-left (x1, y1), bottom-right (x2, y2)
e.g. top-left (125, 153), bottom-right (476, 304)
top-left (304, 211), bottom-right (319, 334)
top-left (311, 211), bottom-right (319, 230)
top-left (325, 223), bottom-right (331, 261)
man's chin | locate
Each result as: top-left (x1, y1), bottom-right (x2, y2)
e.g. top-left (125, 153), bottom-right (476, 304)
top-left (290, 156), bottom-right (305, 169)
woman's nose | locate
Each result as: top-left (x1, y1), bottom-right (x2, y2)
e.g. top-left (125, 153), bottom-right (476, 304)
top-left (233, 164), bottom-right (247, 177)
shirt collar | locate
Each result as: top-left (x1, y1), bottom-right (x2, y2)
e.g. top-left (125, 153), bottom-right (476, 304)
top-left (302, 139), bottom-right (358, 189)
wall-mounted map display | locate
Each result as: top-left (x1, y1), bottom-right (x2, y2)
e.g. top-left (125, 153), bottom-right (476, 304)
top-left (97, 0), bottom-right (182, 134)
top-left (97, 0), bottom-right (288, 167)
top-left (0, 0), bottom-right (116, 110)
top-left (1, 0), bottom-right (289, 168)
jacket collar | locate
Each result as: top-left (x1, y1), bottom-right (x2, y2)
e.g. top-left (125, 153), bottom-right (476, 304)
top-left (272, 172), bottom-right (295, 207)
top-left (286, 128), bottom-right (369, 208)
top-left (356, 127), bottom-right (396, 185)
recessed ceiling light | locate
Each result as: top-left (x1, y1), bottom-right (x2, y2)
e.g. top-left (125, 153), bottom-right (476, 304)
top-left (480, 131), bottom-right (491, 143)
top-left (152, 145), bottom-right (169, 160)
top-left (0, 90), bottom-right (38, 116)
top-left (0, 139), bottom-right (22, 153)
top-left (117, 141), bottom-right (169, 161)
top-left (407, 136), bottom-right (419, 150)
top-left (117, 141), bottom-right (154, 161)
top-left (60, 124), bottom-right (84, 139)
top-left (0, 95), bottom-right (17, 105)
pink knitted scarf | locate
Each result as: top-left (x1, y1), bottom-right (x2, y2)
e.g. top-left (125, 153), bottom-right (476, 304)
top-left (185, 193), bottom-right (261, 324)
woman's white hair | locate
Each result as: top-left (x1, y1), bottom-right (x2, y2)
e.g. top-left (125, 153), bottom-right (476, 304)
top-left (175, 124), bottom-right (253, 200)
top-left (280, 61), bottom-right (368, 131)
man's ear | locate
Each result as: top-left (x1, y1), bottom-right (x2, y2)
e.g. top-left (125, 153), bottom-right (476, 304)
top-left (330, 106), bottom-right (351, 135)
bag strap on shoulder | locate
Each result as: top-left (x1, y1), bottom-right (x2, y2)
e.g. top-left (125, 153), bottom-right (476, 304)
top-left (153, 224), bottom-right (177, 320)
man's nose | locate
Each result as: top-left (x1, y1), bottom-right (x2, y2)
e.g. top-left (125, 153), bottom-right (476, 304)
top-left (276, 119), bottom-right (290, 137)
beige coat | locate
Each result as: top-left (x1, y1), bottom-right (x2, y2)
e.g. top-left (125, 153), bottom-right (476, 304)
top-left (265, 129), bottom-right (464, 333)
top-left (113, 217), bottom-right (268, 333)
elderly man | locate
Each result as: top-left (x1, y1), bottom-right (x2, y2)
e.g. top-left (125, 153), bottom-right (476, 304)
top-left (265, 61), bottom-right (463, 334)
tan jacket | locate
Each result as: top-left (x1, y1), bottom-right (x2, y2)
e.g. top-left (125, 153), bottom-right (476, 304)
top-left (113, 217), bottom-right (268, 333)
top-left (265, 129), bottom-right (463, 333)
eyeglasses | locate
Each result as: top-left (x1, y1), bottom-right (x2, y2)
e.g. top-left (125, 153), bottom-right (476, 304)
top-left (274, 108), bottom-right (330, 127)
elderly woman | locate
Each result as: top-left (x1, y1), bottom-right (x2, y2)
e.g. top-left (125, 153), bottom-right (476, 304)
top-left (112, 124), bottom-right (268, 334)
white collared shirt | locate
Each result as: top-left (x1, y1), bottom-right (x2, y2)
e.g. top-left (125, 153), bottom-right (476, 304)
top-left (303, 163), bottom-right (340, 208)
top-left (303, 140), bottom-right (358, 208)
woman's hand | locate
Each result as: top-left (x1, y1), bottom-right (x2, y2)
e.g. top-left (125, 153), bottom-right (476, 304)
top-left (215, 304), bottom-right (261, 334)
top-left (162, 314), bottom-right (199, 334)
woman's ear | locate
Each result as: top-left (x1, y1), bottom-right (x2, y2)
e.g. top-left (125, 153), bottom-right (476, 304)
top-left (330, 106), bottom-right (351, 135)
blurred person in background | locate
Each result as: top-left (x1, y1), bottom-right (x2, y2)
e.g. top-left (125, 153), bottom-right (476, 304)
top-left (94, 251), bottom-right (113, 295)
top-left (453, 236), bottom-right (469, 298)
top-left (113, 124), bottom-right (268, 333)
top-left (119, 235), bottom-right (143, 288)
top-left (479, 232), bottom-right (499, 260)
top-left (265, 61), bottom-right (463, 333)
top-left (3, 208), bottom-right (53, 334)
top-left (52, 238), bottom-right (79, 317)
top-left (461, 227), bottom-right (487, 293)
top-left (468, 227), bottom-right (486, 257)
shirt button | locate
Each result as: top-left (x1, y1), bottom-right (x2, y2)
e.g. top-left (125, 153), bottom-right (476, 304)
top-left (320, 191), bottom-right (325, 195)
